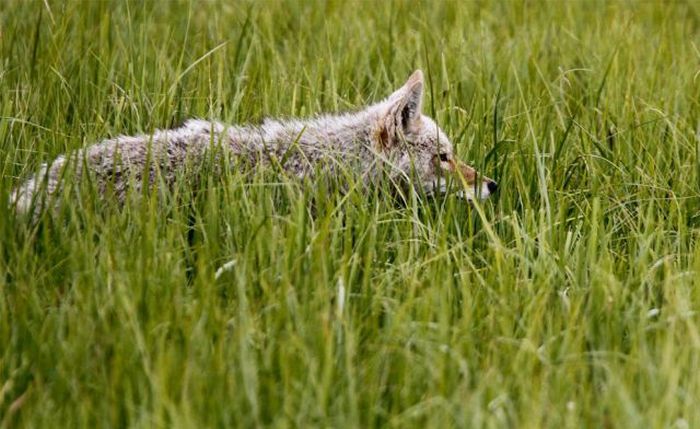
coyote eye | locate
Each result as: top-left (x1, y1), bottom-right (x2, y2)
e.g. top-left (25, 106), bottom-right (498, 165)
top-left (438, 153), bottom-right (449, 162)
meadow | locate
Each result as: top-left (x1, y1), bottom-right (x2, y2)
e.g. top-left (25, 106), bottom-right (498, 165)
top-left (1, 0), bottom-right (700, 427)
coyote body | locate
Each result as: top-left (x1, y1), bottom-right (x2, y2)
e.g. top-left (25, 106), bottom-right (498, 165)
top-left (12, 70), bottom-right (496, 214)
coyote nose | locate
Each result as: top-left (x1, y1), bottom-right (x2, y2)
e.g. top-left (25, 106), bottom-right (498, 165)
top-left (487, 181), bottom-right (498, 194)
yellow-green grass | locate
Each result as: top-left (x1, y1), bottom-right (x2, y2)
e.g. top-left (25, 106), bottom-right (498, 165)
top-left (2, 1), bottom-right (700, 427)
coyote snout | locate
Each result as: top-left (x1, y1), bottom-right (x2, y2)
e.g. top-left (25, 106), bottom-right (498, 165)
top-left (11, 69), bottom-right (495, 215)
top-left (431, 157), bottom-right (498, 202)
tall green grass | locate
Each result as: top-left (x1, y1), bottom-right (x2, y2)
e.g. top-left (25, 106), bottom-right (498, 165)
top-left (2, 0), bottom-right (700, 427)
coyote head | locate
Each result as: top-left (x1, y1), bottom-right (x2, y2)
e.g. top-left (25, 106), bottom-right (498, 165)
top-left (372, 70), bottom-right (497, 201)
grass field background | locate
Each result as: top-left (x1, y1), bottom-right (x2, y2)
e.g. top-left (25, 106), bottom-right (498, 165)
top-left (2, 0), bottom-right (700, 427)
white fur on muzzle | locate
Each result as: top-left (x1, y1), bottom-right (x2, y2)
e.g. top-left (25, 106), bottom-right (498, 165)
top-left (430, 178), bottom-right (493, 201)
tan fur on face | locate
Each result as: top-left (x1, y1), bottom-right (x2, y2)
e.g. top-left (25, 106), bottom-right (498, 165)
top-left (441, 159), bottom-right (477, 185)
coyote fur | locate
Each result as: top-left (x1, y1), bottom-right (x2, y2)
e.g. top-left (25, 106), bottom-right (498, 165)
top-left (11, 70), bottom-right (496, 214)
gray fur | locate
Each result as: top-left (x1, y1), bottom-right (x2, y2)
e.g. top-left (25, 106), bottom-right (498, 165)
top-left (11, 70), bottom-right (495, 215)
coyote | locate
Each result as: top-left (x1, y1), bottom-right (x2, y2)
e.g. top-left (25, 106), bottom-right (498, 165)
top-left (11, 70), bottom-right (496, 214)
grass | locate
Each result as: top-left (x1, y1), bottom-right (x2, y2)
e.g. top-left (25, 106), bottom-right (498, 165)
top-left (2, 0), bottom-right (700, 427)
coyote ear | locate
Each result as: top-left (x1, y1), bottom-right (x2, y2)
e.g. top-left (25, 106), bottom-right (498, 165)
top-left (388, 70), bottom-right (424, 131)
top-left (376, 70), bottom-right (424, 150)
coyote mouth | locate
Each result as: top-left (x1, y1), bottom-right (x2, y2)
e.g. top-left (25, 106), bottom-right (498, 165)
top-left (456, 180), bottom-right (498, 201)
top-left (431, 178), bottom-right (497, 201)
